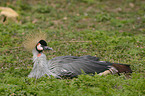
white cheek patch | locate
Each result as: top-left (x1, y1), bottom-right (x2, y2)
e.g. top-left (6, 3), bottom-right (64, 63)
top-left (37, 43), bottom-right (43, 50)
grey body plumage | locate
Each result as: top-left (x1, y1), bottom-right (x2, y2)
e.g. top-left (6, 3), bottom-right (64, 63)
top-left (28, 49), bottom-right (59, 79)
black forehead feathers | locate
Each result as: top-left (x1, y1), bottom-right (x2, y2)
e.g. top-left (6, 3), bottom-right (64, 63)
top-left (38, 40), bottom-right (47, 46)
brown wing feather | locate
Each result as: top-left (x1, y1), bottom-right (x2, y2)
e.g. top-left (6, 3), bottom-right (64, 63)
top-left (112, 64), bottom-right (132, 73)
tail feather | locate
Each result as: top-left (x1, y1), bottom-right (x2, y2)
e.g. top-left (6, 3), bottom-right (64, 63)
top-left (112, 63), bottom-right (132, 74)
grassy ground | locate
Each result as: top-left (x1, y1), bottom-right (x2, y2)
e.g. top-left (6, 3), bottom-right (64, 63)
top-left (0, 0), bottom-right (145, 95)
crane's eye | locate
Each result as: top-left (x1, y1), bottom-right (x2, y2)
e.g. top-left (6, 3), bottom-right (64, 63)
top-left (37, 43), bottom-right (43, 50)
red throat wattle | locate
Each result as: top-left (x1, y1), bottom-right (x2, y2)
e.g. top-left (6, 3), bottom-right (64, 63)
top-left (37, 53), bottom-right (41, 57)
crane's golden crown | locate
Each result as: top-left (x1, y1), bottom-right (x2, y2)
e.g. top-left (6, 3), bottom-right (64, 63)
top-left (23, 31), bottom-right (47, 51)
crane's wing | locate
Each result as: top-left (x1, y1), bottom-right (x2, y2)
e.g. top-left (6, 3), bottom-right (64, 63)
top-left (48, 55), bottom-right (112, 78)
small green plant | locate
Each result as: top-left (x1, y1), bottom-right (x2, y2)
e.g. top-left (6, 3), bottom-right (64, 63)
top-left (36, 6), bottom-right (52, 13)
top-left (96, 13), bottom-right (111, 22)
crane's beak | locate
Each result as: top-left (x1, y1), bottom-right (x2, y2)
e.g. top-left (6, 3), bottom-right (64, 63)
top-left (43, 46), bottom-right (53, 50)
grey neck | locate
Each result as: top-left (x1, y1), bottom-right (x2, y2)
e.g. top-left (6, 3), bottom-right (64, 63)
top-left (32, 49), bottom-right (41, 62)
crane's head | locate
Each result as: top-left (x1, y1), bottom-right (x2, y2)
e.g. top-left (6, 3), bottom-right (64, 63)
top-left (36, 40), bottom-right (53, 53)
top-left (23, 31), bottom-right (52, 53)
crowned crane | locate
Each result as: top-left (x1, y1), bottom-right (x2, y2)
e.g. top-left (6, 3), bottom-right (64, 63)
top-left (26, 39), bottom-right (132, 79)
